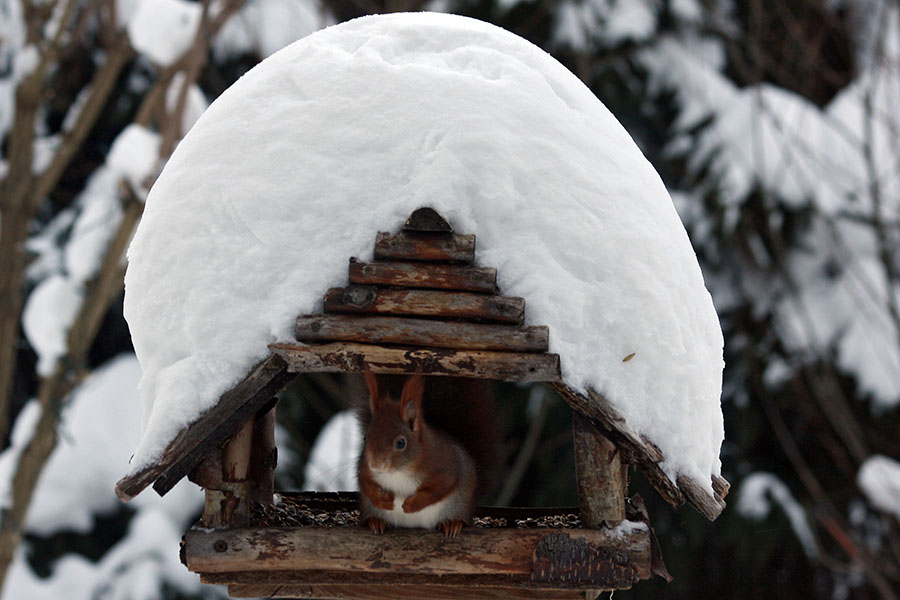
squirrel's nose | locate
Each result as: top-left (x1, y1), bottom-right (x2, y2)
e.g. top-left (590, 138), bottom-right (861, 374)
top-left (366, 451), bottom-right (387, 472)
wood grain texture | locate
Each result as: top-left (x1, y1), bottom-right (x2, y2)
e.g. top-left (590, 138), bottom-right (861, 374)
top-left (348, 260), bottom-right (496, 292)
top-left (227, 583), bottom-right (592, 598)
top-left (248, 406), bottom-right (277, 507)
top-left (573, 413), bottom-right (626, 526)
top-left (552, 383), bottom-right (727, 521)
top-left (296, 315), bottom-right (548, 352)
top-left (184, 525), bottom-right (650, 582)
top-left (115, 355), bottom-right (294, 501)
top-left (270, 342), bottom-right (560, 382)
top-left (324, 286), bottom-right (524, 324)
top-left (374, 231), bottom-right (475, 263)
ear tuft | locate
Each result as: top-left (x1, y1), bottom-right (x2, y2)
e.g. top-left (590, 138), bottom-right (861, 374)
top-left (363, 370), bottom-right (379, 412)
top-left (401, 375), bottom-right (425, 431)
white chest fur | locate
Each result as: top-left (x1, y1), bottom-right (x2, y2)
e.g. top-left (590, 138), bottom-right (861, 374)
top-left (369, 468), bottom-right (464, 529)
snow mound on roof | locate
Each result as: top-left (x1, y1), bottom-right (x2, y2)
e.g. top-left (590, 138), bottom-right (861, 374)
top-left (124, 12), bottom-right (724, 494)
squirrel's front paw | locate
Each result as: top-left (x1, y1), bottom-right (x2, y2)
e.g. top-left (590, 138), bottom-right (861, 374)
top-left (373, 488), bottom-right (394, 510)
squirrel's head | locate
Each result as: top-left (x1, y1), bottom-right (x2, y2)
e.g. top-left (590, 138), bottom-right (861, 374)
top-left (363, 372), bottom-right (425, 472)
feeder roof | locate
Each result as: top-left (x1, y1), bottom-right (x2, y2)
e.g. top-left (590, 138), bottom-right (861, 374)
top-left (123, 12), bottom-right (724, 507)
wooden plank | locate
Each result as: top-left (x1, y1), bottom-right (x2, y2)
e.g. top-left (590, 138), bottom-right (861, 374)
top-left (270, 342), bottom-right (560, 382)
top-left (551, 383), bottom-right (727, 521)
top-left (114, 355), bottom-right (294, 501)
top-left (374, 231), bottom-right (475, 263)
top-left (204, 571), bottom-right (611, 588)
top-left (348, 260), bottom-right (496, 292)
top-left (183, 526), bottom-right (650, 583)
top-left (324, 286), bottom-right (524, 324)
top-left (296, 315), bottom-right (548, 352)
top-left (676, 475), bottom-right (727, 521)
top-left (248, 406), bottom-right (277, 506)
top-left (228, 583), bottom-right (591, 599)
top-left (573, 413), bottom-right (626, 526)
top-left (403, 207), bottom-right (453, 233)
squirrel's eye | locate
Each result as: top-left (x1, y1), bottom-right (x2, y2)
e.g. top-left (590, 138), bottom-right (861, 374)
top-left (395, 437), bottom-right (406, 450)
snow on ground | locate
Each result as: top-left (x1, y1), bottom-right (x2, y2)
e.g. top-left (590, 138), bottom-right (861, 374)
top-left (2, 355), bottom-right (207, 600)
top-left (124, 12), bottom-right (725, 497)
top-left (857, 455), bottom-right (900, 521)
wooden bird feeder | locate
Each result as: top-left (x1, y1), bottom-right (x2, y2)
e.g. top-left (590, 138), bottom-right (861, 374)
top-left (115, 207), bottom-right (729, 599)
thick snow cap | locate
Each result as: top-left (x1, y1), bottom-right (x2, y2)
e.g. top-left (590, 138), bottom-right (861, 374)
top-left (124, 12), bottom-right (725, 496)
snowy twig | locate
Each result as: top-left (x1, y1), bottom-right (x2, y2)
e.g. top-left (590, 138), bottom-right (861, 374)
top-left (755, 369), bottom-right (898, 598)
top-left (0, 180), bottom-right (144, 589)
top-left (34, 33), bottom-right (136, 202)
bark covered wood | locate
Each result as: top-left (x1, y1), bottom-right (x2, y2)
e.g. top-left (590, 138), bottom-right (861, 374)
top-left (552, 383), bottom-right (727, 520)
top-left (374, 231), bottom-right (475, 263)
top-left (324, 286), bottom-right (524, 324)
top-left (114, 354), bottom-right (294, 501)
top-left (573, 412), bottom-right (627, 526)
top-left (183, 525), bottom-right (650, 584)
top-left (227, 583), bottom-right (592, 599)
top-left (348, 260), bottom-right (496, 292)
top-left (296, 315), bottom-right (548, 352)
top-left (270, 342), bottom-right (560, 382)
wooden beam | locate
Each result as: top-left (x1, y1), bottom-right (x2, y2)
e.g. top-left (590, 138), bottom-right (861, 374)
top-left (551, 383), bottom-right (728, 521)
top-left (270, 342), bottom-right (560, 382)
top-left (248, 406), bottom-right (277, 506)
top-left (324, 286), bottom-right (524, 324)
top-left (114, 354), bottom-right (295, 501)
top-left (573, 412), bottom-right (626, 526)
top-left (228, 583), bottom-right (593, 599)
top-left (183, 526), bottom-right (650, 585)
top-left (348, 260), bottom-right (496, 293)
top-left (374, 231), bottom-right (475, 263)
top-left (676, 475), bottom-right (727, 521)
top-left (296, 315), bottom-right (548, 352)
top-left (224, 420), bottom-right (253, 482)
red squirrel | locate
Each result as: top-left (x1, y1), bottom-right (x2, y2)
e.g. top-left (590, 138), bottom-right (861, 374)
top-left (357, 372), bottom-right (499, 537)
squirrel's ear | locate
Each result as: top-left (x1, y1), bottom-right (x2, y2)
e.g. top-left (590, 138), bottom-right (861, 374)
top-left (363, 370), bottom-right (379, 412)
top-left (401, 374), bottom-right (425, 431)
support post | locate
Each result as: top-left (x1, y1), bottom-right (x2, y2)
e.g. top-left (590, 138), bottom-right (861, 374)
top-left (248, 405), bottom-right (277, 506)
top-left (572, 412), bottom-right (626, 526)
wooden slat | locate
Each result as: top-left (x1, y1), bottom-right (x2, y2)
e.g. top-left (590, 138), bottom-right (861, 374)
top-left (551, 383), bottom-right (728, 521)
top-left (270, 342), bottom-right (560, 382)
top-left (296, 315), bottom-right (548, 352)
top-left (374, 231), bottom-right (475, 263)
top-left (324, 286), bottom-right (524, 324)
top-left (114, 355), bottom-right (294, 501)
top-left (184, 526), bottom-right (650, 584)
top-left (573, 413), bottom-right (626, 526)
top-left (228, 583), bottom-right (592, 599)
top-left (348, 260), bottom-right (496, 292)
